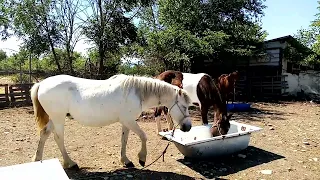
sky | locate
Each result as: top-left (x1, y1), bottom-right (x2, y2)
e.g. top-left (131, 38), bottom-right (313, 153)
top-left (0, 0), bottom-right (319, 56)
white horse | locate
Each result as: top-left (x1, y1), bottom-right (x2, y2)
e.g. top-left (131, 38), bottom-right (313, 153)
top-left (30, 74), bottom-right (192, 169)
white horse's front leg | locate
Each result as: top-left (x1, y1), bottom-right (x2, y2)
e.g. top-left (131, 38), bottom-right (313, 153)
top-left (120, 125), bottom-right (134, 168)
top-left (122, 120), bottom-right (147, 167)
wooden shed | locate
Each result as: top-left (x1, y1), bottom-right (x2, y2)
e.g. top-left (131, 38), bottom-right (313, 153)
top-left (191, 35), bottom-right (316, 101)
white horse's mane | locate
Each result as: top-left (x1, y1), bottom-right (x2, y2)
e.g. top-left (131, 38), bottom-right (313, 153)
top-left (116, 74), bottom-right (191, 104)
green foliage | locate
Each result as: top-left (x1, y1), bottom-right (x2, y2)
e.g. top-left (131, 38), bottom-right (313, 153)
top-left (133, 0), bottom-right (267, 70)
top-left (292, 1), bottom-right (320, 66)
top-left (10, 74), bottom-right (29, 83)
top-left (0, 49), bottom-right (7, 61)
top-left (0, 0), bottom-right (11, 39)
top-left (1, 0), bottom-right (270, 78)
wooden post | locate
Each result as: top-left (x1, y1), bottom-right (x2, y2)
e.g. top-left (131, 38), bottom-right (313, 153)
top-left (9, 85), bottom-right (15, 104)
top-left (5, 84), bottom-right (9, 104)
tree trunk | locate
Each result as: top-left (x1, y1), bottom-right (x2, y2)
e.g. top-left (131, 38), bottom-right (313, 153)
top-left (49, 40), bottom-right (62, 73)
top-left (40, 0), bottom-right (61, 73)
top-left (97, 0), bottom-right (105, 80)
top-left (179, 60), bottom-right (184, 71)
top-left (98, 48), bottom-right (105, 79)
top-left (66, 45), bottom-right (74, 75)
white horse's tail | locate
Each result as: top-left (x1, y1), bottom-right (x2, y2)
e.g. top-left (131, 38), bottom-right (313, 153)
top-left (30, 83), bottom-right (49, 132)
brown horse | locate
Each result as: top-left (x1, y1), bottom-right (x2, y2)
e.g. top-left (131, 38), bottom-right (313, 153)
top-left (154, 70), bottom-right (183, 134)
top-left (155, 71), bottom-right (233, 137)
top-left (216, 71), bottom-right (239, 103)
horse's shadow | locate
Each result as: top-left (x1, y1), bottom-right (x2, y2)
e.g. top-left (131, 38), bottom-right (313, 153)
top-left (231, 107), bottom-right (289, 121)
top-left (177, 146), bottom-right (285, 179)
top-left (65, 167), bottom-right (195, 180)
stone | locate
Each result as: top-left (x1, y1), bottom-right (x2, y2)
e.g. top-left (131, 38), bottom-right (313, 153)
top-left (302, 141), bottom-right (310, 145)
top-left (126, 175), bottom-right (133, 178)
top-left (313, 158), bottom-right (318, 162)
top-left (260, 170), bottom-right (272, 175)
top-left (269, 127), bottom-right (274, 130)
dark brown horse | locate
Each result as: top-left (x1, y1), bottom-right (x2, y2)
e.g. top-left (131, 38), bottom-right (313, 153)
top-left (216, 71), bottom-right (239, 103)
top-left (154, 70), bottom-right (183, 134)
top-left (216, 71), bottom-right (239, 102)
top-left (155, 71), bottom-right (233, 137)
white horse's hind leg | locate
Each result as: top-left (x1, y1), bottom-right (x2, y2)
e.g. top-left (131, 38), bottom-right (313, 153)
top-left (122, 120), bottom-right (147, 167)
top-left (120, 125), bottom-right (134, 168)
top-left (53, 123), bottom-right (78, 169)
top-left (33, 120), bottom-right (53, 161)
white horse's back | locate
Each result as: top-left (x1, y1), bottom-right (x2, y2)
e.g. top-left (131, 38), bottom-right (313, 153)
top-left (37, 74), bottom-right (137, 126)
top-left (182, 73), bottom-right (206, 105)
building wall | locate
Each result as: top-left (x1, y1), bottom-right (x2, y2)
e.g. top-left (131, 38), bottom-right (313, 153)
top-left (284, 71), bottom-right (320, 96)
top-left (249, 48), bottom-right (281, 66)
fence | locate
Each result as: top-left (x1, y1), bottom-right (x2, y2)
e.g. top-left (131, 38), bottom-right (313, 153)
top-left (0, 83), bottom-right (33, 108)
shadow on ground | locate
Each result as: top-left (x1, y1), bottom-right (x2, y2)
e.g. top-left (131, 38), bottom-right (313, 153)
top-left (66, 167), bottom-right (196, 180)
top-left (177, 146), bottom-right (285, 179)
top-left (189, 106), bottom-right (290, 122)
top-left (232, 107), bottom-right (289, 121)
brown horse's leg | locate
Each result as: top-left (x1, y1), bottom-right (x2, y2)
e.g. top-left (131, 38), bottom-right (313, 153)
top-left (200, 104), bottom-right (209, 125)
top-left (164, 107), bottom-right (174, 130)
top-left (154, 106), bottom-right (163, 134)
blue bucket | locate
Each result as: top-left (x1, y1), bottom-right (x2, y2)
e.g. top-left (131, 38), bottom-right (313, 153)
top-left (227, 103), bottom-right (251, 112)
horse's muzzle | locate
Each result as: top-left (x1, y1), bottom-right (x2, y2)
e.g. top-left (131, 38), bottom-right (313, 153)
top-left (180, 119), bottom-right (192, 132)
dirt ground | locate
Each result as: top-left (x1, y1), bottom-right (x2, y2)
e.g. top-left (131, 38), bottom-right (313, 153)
top-left (0, 102), bottom-right (319, 180)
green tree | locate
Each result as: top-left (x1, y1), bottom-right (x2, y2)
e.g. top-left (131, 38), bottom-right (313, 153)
top-left (135, 0), bottom-right (267, 71)
top-left (10, 0), bottom-right (62, 72)
top-left (0, 49), bottom-right (7, 61)
top-left (55, 0), bottom-right (84, 74)
top-left (81, 0), bottom-right (152, 79)
top-left (293, 1), bottom-right (320, 66)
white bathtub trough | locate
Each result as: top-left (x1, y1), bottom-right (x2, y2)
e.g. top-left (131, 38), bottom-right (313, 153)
top-left (159, 121), bottom-right (262, 159)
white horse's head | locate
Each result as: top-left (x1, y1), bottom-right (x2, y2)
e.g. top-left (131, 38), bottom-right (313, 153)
top-left (168, 89), bottom-right (192, 132)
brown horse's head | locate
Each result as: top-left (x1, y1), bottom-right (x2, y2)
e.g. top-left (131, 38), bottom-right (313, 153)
top-left (217, 70), bottom-right (239, 97)
top-left (228, 70), bottom-right (239, 85)
top-left (210, 113), bottom-right (232, 136)
top-left (156, 70), bottom-right (183, 88)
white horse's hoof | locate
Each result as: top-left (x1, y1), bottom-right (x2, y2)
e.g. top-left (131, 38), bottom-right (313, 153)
top-left (139, 160), bottom-right (145, 167)
top-left (124, 161), bottom-right (135, 168)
